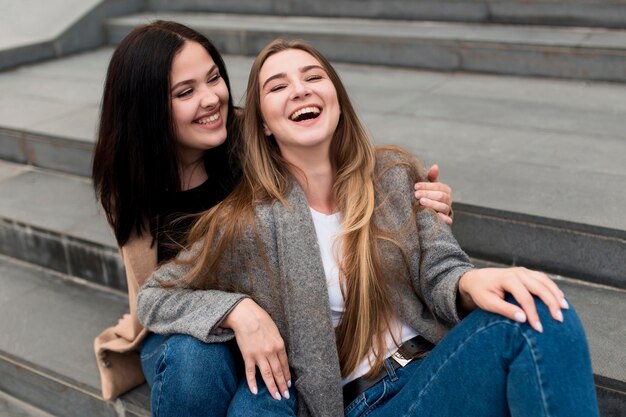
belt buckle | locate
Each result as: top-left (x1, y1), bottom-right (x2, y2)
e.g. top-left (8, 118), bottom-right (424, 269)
top-left (391, 350), bottom-right (412, 367)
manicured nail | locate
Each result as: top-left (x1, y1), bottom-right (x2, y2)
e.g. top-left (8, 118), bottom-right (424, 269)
top-left (560, 298), bottom-right (570, 309)
top-left (274, 392), bottom-right (282, 401)
top-left (514, 311), bottom-right (527, 323)
top-left (283, 390), bottom-right (290, 400)
top-left (287, 380), bottom-right (292, 388)
top-left (534, 321), bottom-right (544, 333)
top-left (251, 386), bottom-right (258, 395)
top-left (415, 191), bottom-right (422, 198)
top-left (555, 310), bottom-right (564, 323)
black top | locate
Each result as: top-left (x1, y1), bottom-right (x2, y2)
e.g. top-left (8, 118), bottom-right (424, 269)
top-left (155, 169), bottom-right (238, 263)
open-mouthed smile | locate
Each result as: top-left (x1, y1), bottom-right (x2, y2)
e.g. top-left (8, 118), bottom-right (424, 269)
top-left (289, 106), bottom-right (321, 122)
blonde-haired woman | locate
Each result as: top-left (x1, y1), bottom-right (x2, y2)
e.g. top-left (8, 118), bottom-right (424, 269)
top-left (138, 39), bottom-right (599, 417)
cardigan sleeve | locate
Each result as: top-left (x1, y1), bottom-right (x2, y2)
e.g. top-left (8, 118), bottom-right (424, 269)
top-left (415, 208), bottom-right (474, 324)
top-left (375, 148), bottom-right (474, 325)
top-left (136, 241), bottom-right (249, 343)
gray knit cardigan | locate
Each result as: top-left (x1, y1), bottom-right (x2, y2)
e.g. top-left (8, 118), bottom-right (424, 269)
top-left (137, 150), bottom-right (474, 417)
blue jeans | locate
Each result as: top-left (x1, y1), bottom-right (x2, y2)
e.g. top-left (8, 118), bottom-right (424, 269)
top-left (140, 333), bottom-right (297, 417)
top-left (345, 297), bottom-right (599, 417)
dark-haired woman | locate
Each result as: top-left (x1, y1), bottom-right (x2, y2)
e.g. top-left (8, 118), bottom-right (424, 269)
top-left (92, 21), bottom-right (455, 416)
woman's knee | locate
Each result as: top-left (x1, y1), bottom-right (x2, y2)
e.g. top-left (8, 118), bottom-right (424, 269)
top-left (149, 335), bottom-right (241, 416)
top-left (163, 334), bottom-right (240, 378)
top-left (227, 374), bottom-right (298, 417)
top-left (463, 294), bottom-right (588, 345)
top-left (508, 294), bottom-right (587, 338)
top-left (489, 294), bottom-right (592, 358)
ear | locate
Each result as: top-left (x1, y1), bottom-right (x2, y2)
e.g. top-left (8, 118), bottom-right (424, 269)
top-left (263, 122), bottom-right (272, 137)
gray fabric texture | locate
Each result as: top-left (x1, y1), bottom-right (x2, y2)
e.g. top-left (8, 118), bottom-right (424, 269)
top-left (137, 149), bottom-right (474, 416)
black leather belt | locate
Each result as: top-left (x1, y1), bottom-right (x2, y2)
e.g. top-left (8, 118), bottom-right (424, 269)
top-left (342, 335), bottom-right (434, 408)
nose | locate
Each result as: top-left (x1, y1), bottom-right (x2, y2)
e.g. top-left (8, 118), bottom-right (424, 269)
top-left (200, 86), bottom-right (219, 109)
top-left (291, 79), bottom-right (311, 100)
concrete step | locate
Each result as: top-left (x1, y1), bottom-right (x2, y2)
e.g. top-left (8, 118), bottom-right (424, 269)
top-left (5, 1), bottom-right (625, 74)
top-left (0, 48), bottom-right (114, 177)
top-left (146, 0), bottom-right (626, 29)
top-left (0, 390), bottom-right (56, 417)
top-left (0, 48), bottom-right (624, 289)
top-left (0, 255), bottom-right (623, 416)
top-left (0, 0), bottom-right (143, 72)
top-left (0, 161), bottom-right (124, 290)
top-left (0, 256), bottom-right (149, 417)
top-left (106, 12), bottom-right (626, 82)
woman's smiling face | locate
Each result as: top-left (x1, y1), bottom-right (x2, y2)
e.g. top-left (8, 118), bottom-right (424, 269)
top-left (258, 48), bottom-right (340, 156)
top-left (170, 41), bottom-right (229, 163)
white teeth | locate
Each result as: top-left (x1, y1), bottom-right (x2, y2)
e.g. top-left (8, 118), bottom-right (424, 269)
top-left (290, 106), bottom-right (321, 121)
top-left (196, 113), bottom-right (220, 124)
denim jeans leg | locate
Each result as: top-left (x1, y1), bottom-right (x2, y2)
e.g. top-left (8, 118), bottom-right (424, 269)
top-left (227, 371), bottom-right (298, 416)
top-left (347, 296), bottom-right (599, 417)
top-left (140, 333), bottom-right (240, 417)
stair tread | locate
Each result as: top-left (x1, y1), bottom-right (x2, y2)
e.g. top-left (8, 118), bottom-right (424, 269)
top-left (0, 163), bottom-right (113, 247)
top-left (0, 390), bottom-right (56, 417)
top-left (0, 258), bottom-right (127, 389)
top-left (108, 12), bottom-right (626, 49)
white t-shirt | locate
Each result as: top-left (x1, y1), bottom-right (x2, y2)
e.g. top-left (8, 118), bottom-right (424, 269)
top-left (309, 207), bottom-right (418, 385)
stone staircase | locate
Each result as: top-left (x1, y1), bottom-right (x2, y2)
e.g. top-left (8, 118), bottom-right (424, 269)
top-left (0, 1), bottom-right (624, 416)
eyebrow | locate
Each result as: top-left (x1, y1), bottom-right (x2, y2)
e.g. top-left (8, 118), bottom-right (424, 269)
top-left (262, 64), bottom-right (325, 89)
top-left (171, 65), bottom-right (217, 91)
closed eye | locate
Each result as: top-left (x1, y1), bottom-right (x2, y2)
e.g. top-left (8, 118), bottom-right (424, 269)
top-left (176, 88), bottom-right (193, 98)
top-left (269, 84), bottom-right (287, 92)
top-left (306, 75), bottom-right (323, 81)
top-left (208, 73), bottom-right (221, 83)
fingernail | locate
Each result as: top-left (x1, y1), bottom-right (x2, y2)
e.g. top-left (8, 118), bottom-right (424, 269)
top-left (514, 311), bottom-right (527, 323)
top-left (288, 380), bottom-right (292, 388)
top-left (415, 192), bottom-right (421, 198)
top-left (534, 321), bottom-right (544, 333)
top-left (560, 298), bottom-right (570, 309)
top-left (274, 392), bottom-right (282, 401)
top-left (251, 386), bottom-right (258, 395)
top-left (283, 390), bottom-right (290, 400)
top-left (555, 310), bottom-right (564, 323)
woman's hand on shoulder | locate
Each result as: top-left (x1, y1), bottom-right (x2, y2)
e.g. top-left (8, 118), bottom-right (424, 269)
top-left (458, 267), bottom-right (569, 333)
top-left (222, 298), bottom-right (291, 400)
top-left (414, 164), bottom-right (453, 225)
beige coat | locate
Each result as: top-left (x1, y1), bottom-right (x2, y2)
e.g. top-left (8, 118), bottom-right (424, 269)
top-left (93, 230), bottom-right (156, 400)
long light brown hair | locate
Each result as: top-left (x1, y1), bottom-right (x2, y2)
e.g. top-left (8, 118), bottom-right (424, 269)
top-left (171, 39), bottom-right (421, 378)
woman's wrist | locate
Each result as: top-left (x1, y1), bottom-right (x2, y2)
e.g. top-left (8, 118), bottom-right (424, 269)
top-left (221, 298), bottom-right (259, 332)
top-left (457, 271), bottom-right (478, 313)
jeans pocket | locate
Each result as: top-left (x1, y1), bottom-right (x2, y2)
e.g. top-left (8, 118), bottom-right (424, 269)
top-left (364, 379), bottom-right (389, 408)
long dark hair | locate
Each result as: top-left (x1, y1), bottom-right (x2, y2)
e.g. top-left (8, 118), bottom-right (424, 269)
top-left (93, 20), bottom-right (241, 247)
